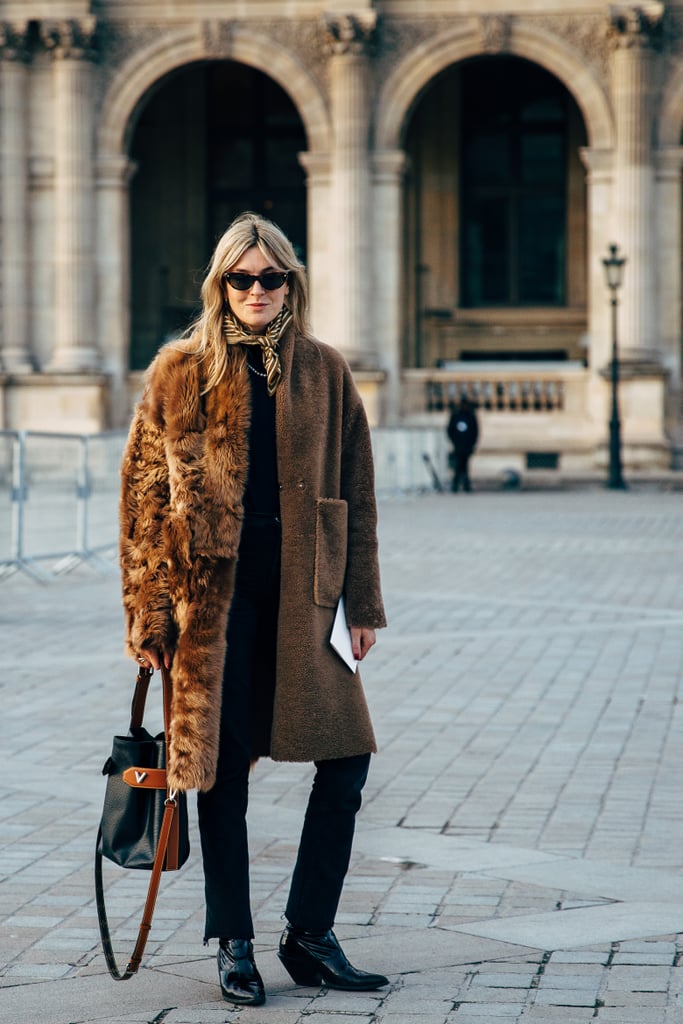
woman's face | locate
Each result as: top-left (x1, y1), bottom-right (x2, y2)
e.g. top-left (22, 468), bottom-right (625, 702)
top-left (224, 245), bottom-right (289, 333)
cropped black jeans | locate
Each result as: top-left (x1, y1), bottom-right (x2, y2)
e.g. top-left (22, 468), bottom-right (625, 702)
top-left (197, 514), bottom-right (370, 940)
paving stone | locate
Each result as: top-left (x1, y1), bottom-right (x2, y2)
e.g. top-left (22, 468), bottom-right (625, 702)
top-left (538, 973), bottom-right (602, 991)
top-left (521, 1012), bottom-right (596, 1024)
top-left (380, 1016), bottom-right (449, 1024)
top-left (4, 490), bottom-right (683, 1023)
top-left (602, 965), bottom-right (671, 991)
top-left (533, 988), bottom-right (600, 1007)
top-left (448, 1018), bottom-right (521, 1024)
top-left (547, 952), bottom-right (611, 965)
top-left (600, 990), bottom-right (669, 1006)
top-left (470, 972), bottom-right (536, 988)
top-left (596, 1015), bottom-right (667, 1023)
top-left (450, 1005), bottom-right (526, 1017)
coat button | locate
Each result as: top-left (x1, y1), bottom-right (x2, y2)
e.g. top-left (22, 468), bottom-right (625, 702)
top-left (297, 480), bottom-right (305, 490)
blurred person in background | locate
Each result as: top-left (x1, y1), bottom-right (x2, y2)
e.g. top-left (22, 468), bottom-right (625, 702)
top-left (447, 395), bottom-right (479, 492)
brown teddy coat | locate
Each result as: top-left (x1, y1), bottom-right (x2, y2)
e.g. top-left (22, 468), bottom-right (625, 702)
top-left (120, 327), bottom-right (386, 793)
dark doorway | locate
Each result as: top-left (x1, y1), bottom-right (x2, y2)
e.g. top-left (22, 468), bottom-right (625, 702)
top-left (460, 57), bottom-right (571, 308)
top-left (403, 55), bottom-right (587, 368)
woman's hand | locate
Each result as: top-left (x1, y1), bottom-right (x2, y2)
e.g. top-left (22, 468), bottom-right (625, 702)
top-left (350, 627), bottom-right (376, 662)
top-left (136, 646), bottom-right (173, 671)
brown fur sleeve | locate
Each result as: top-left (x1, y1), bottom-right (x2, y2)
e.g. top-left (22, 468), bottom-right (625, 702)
top-left (119, 401), bottom-right (177, 658)
top-left (340, 367), bottom-right (387, 630)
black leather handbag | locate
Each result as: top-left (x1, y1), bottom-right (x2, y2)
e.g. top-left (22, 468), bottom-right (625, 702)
top-left (95, 665), bottom-right (189, 979)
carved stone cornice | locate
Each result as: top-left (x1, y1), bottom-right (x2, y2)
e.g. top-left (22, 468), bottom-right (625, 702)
top-left (269, 19), bottom-right (329, 91)
top-left (40, 17), bottom-right (98, 61)
top-left (609, 3), bottom-right (664, 49)
top-left (198, 19), bottom-right (235, 58)
top-left (92, 22), bottom-right (170, 107)
top-left (375, 14), bottom-right (613, 97)
top-left (324, 12), bottom-right (377, 56)
top-left (0, 20), bottom-right (30, 62)
top-left (475, 14), bottom-right (511, 54)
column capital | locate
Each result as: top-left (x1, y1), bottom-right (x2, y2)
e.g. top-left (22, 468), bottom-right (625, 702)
top-left (655, 145), bottom-right (683, 180)
top-left (297, 150), bottom-right (332, 183)
top-left (96, 155), bottom-right (138, 189)
top-left (371, 149), bottom-right (408, 183)
top-left (40, 17), bottom-right (97, 61)
top-left (579, 146), bottom-right (615, 178)
top-left (609, 3), bottom-right (664, 49)
top-left (0, 20), bottom-right (30, 62)
top-left (323, 11), bottom-right (377, 56)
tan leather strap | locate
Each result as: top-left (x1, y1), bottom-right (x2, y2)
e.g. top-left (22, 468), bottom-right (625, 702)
top-left (159, 664), bottom-right (181, 873)
top-left (160, 664), bottom-right (173, 758)
top-left (122, 767), bottom-right (168, 789)
top-left (95, 664), bottom-right (181, 980)
top-left (124, 794), bottom-right (177, 974)
top-left (95, 795), bottom-right (177, 980)
top-left (129, 666), bottom-right (153, 731)
top-left (165, 798), bottom-right (181, 872)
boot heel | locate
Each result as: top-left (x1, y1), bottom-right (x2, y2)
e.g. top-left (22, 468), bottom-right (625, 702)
top-left (278, 951), bottom-right (321, 986)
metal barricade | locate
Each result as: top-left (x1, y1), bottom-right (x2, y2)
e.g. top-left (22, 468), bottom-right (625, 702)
top-left (0, 430), bottom-right (126, 582)
top-left (0, 424), bottom-right (453, 580)
top-left (371, 426), bottom-right (450, 496)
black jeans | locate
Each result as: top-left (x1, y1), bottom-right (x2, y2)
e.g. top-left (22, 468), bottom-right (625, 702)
top-left (197, 515), bottom-right (371, 940)
top-left (452, 451), bottom-right (472, 492)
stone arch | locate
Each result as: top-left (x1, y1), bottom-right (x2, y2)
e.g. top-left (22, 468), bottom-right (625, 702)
top-left (98, 24), bottom-right (331, 159)
top-left (658, 62), bottom-right (683, 146)
top-left (375, 20), bottom-right (613, 151)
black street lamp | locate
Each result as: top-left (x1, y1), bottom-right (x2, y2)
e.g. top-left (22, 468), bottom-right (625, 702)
top-left (602, 243), bottom-right (627, 490)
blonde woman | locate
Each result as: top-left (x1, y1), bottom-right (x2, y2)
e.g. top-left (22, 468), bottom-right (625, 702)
top-left (120, 212), bottom-right (388, 1006)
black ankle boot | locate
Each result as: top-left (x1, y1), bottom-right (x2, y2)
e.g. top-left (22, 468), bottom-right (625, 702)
top-left (278, 925), bottom-right (388, 991)
top-left (217, 938), bottom-right (265, 1006)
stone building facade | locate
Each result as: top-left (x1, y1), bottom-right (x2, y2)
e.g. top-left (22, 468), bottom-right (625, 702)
top-left (1, 0), bottom-right (683, 472)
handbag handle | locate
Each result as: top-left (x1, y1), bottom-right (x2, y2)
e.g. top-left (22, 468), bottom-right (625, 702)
top-left (95, 664), bottom-right (179, 980)
top-left (129, 664), bottom-right (152, 731)
top-left (129, 662), bottom-right (172, 733)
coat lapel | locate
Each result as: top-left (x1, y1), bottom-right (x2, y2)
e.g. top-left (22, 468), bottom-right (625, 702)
top-left (165, 346), bottom-right (251, 562)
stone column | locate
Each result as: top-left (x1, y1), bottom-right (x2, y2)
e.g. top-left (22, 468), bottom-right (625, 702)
top-left (655, 148), bottom-right (683, 390)
top-left (0, 21), bottom-right (32, 372)
top-left (579, 147), bottom-right (615, 370)
top-left (297, 151), bottom-right (332, 344)
top-left (608, 4), bottom-right (663, 359)
top-left (41, 17), bottom-right (99, 371)
top-left (324, 12), bottom-right (376, 367)
top-left (372, 149), bottom-right (407, 423)
top-left (96, 155), bottom-right (137, 427)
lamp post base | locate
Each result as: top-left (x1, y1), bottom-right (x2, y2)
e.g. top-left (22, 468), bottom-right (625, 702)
top-left (607, 417), bottom-right (627, 490)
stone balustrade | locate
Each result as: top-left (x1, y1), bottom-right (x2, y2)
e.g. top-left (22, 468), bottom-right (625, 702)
top-left (402, 364), bottom-right (587, 418)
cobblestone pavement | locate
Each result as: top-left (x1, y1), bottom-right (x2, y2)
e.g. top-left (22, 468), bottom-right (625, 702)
top-left (3, 487), bottom-right (683, 1023)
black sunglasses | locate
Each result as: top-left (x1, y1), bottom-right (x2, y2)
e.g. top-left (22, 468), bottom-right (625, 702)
top-left (224, 271), bottom-right (288, 291)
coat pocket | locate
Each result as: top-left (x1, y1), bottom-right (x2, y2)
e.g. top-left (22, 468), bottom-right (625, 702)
top-left (313, 498), bottom-right (348, 607)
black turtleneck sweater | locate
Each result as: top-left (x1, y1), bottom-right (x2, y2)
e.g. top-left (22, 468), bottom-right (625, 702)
top-left (242, 347), bottom-right (280, 515)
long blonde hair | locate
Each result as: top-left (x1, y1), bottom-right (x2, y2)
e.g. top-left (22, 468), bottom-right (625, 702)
top-left (180, 211), bottom-right (310, 393)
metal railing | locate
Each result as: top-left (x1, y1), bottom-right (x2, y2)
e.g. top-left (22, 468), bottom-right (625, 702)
top-left (0, 427), bottom-right (439, 579)
top-left (0, 430), bottom-right (127, 581)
